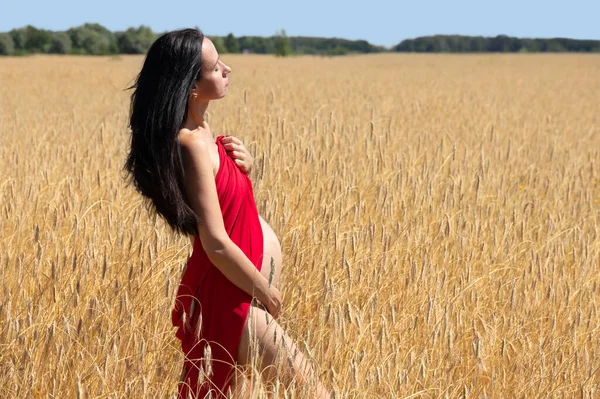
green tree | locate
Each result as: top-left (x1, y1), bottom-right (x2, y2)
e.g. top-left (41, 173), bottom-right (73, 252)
top-left (507, 37), bottom-right (522, 52)
top-left (236, 36), bottom-right (275, 54)
top-left (274, 29), bottom-right (291, 57)
top-left (546, 40), bottom-right (566, 52)
top-left (23, 25), bottom-right (52, 53)
top-left (327, 46), bottom-right (348, 56)
top-left (254, 36), bottom-right (275, 54)
top-left (210, 36), bottom-right (227, 54)
top-left (469, 37), bottom-right (486, 52)
top-left (224, 33), bottom-right (239, 53)
top-left (49, 32), bottom-right (72, 54)
top-left (68, 23), bottom-right (116, 55)
top-left (10, 29), bottom-right (26, 52)
top-left (0, 33), bottom-right (15, 55)
top-left (238, 36), bottom-right (255, 53)
top-left (116, 26), bottom-right (155, 54)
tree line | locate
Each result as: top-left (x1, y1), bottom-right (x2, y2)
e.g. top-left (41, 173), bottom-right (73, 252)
top-left (0, 24), bottom-right (598, 56)
top-left (0, 24), bottom-right (383, 56)
top-left (394, 35), bottom-right (600, 53)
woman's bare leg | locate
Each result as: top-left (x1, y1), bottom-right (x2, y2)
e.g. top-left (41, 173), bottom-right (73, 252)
top-left (227, 366), bottom-right (252, 399)
top-left (236, 303), bottom-right (331, 398)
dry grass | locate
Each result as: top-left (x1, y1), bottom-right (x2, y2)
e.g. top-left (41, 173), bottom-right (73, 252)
top-left (1, 53), bottom-right (600, 398)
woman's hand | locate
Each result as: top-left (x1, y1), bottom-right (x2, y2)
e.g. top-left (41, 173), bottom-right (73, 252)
top-left (222, 136), bottom-right (253, 175)
top-left (266, 286), bottom-right (282, 319)
top-left (259, 285), bottom-right (282, 320)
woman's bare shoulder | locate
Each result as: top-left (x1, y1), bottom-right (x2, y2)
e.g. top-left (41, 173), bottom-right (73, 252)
top-left (177, 128), bottom-right (202, 148)
top-left (177, 129), bottom-right (218, 177)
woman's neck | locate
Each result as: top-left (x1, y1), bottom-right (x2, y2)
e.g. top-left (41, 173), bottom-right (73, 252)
top-left (184, 100), bottom-right (210, 130)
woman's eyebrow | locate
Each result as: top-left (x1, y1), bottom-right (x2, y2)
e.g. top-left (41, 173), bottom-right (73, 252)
top-left (212, 57), bottom-right (220, 69)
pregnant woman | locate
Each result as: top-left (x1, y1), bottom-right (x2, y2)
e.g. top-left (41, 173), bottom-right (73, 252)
top-left (124, 28), bottom-right (330, 398)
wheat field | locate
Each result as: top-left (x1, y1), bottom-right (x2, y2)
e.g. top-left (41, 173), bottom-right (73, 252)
top-left (1, 53), bottom-right (600, 398)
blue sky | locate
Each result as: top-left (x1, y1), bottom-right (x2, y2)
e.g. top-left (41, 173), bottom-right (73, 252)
top-left (1, 0), bottom-right (598, 47)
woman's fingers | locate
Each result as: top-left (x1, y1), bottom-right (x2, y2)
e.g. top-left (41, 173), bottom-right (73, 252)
top-left (222, 135), bottom-right (242, 145)
top-left (224, 143), bottom-right (250, 157)
top-left (223, 142), bottom-right (239, 151)
top-left (228, 150), bottom-right (244, 159)
top-left (222, 136), bottom-right (253, 174)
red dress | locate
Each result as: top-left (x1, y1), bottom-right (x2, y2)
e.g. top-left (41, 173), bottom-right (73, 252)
top-left (172, 135), bottom-right (264, 398)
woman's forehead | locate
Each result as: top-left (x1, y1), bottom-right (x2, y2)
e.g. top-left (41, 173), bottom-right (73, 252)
top-left (201, 38), bottom-right (218, 64)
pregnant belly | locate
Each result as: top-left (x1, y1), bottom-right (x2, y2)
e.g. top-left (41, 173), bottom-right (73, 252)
top-left (259, 216), bottom-right (282, 288)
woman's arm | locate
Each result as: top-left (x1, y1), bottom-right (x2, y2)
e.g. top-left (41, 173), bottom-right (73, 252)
top-left (178, 134), bottom-right (281, 317)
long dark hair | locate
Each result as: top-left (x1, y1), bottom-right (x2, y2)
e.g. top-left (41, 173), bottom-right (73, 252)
top-left (125, 28), bottom-right (205, 236)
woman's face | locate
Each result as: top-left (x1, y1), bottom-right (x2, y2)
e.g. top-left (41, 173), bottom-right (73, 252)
top-left (193, 37), bottom-right (232, 101)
